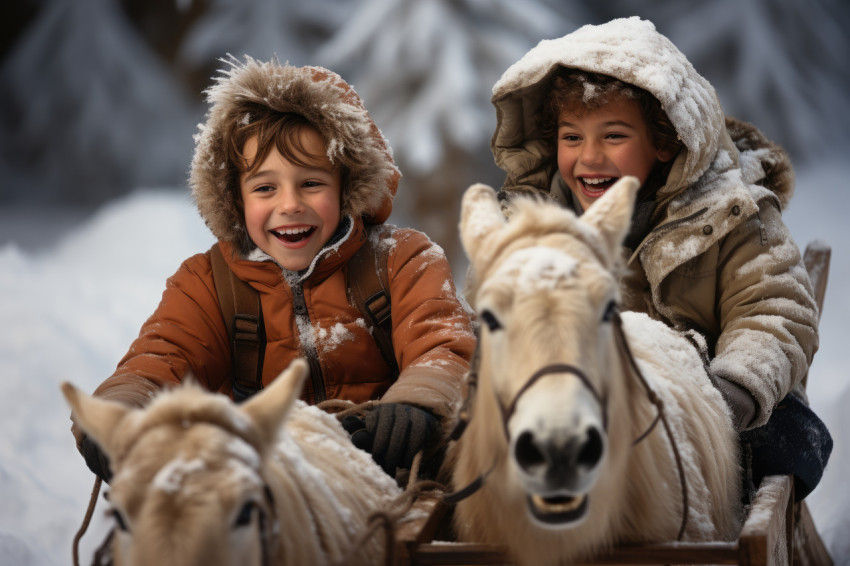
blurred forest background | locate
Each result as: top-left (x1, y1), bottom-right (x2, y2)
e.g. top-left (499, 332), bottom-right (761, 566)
top-left (1, 0), bottom-right (849, 272)
top-left (4, 3), bottom-right (850, 563)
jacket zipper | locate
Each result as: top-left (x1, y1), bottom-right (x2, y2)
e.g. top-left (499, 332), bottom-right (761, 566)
top-left (291, 281), bottom-right (326, 403)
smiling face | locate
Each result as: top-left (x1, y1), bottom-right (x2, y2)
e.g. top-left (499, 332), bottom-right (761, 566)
top-left (556, 96), bottom-right (674, 212)
top-left (239, 127), bottom-right (342, 271)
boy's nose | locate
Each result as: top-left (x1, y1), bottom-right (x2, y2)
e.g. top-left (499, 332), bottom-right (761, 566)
top-left (276, 187), bottom-right (304, 214)
top-left (579, 141), bottom-right (605, 165)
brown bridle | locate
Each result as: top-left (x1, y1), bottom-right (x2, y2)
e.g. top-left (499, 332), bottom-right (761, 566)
top-left (446, 304), bottom-right (690, 541)
top-left (499, 363), bottom-right (608, 441)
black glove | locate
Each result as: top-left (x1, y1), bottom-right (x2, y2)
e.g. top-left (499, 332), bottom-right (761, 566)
top-left (740, 393), bottom-right (833, 502)
top-left (80, 434), bottom-right (113, 483)
top-left (341, 403), bottom-right (441, 476)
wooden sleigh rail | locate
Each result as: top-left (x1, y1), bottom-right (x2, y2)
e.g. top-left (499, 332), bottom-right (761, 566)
top-left (394, 242), bottom-right (833, 566)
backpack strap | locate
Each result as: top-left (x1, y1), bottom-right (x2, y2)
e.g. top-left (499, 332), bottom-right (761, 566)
top-left (209, 235), bottom-right (398, 403)
top-left (210, 244), bottom-right (265, 402)
top-left (347, 235), bottom-right (400, 378)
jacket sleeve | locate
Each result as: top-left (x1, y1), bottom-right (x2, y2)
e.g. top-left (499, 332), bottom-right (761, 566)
top-left (90, 249), bottom-right (232, 408)
top-left (378, 229), bottom-right (476, 424)
top-left (709, 201), bottom-right (819, 428)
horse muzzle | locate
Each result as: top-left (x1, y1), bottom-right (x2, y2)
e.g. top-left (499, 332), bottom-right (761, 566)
top-left (505, 372), bottom-right (607, 527)
top-left (511, 426), bottom-right (605, 527)
top-left (527, 492), bottom-right (589, 527)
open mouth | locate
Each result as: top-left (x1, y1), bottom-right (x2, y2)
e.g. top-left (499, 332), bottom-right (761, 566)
top-left (526, 493), bottom-right (588, 526)
top-left (579, 176), bottom-right (618, 194)
top-left (271, 226), bottom-right (316, 244)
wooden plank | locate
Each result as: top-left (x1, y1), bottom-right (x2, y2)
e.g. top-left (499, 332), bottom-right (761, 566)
top-left (395, 496), bottom-right (450, 565)
top-left (801, 242), bottom-right (831, 390)
top-left (579, 542), bottom-right (739, 564)
top-left (803, 241), bottom-right (830, 325)
top-left (410, 540), bottom-right (746, 565)
top-left (737, 475), bottom-right (793, 566)
top-left (409, 542), bottom-right (513, 565)
top-left (793, 501), bottom-right (834, 566)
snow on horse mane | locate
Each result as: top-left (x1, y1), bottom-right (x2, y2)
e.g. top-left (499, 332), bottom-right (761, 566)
top-left (62, 359), bottom-right (401, 565)
top-left (449, 178), bottom-right (742, 565)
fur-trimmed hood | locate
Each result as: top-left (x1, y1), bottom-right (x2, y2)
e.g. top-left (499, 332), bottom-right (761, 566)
top-left (191, 57), bottom-right (400, 251)
top-left (490, 17), bottom-right (793, 210)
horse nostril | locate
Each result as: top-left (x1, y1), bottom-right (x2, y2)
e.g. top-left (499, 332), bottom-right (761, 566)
top-left (515, 431), bottom-right (546, 471)
top-left (577, 426), bottom-right (603, 468)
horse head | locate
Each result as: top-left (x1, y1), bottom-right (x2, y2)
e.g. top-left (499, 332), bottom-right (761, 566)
top-left (62, 359), bottom-right (309, 565)
top-left (457, 177), bottom-right (640, 529)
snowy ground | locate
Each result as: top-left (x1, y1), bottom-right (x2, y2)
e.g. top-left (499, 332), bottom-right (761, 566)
top-left (0, 162), bottom-right (847, 565)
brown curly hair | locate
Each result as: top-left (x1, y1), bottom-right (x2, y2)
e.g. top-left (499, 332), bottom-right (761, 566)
top-left (222, 105), bottom-right (349, 218)
top-left (539, 67), bottom-right (682, 158)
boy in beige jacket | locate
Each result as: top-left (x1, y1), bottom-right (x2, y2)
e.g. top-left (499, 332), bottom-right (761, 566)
top-left (489, 17), bottom-right (830, 500)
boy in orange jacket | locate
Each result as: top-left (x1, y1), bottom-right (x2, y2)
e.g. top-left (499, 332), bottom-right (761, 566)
top-left (73, 57), bottom-right (476, 482)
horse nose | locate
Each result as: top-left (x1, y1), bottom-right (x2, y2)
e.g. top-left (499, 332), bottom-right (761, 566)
top-left (514, 425), bottom-right (604, 477)
top-left (515, 430), bottom-right (546, 470)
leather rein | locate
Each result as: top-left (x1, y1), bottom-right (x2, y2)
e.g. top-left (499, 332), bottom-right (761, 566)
top-left (446, 305), bottom-right (690, 541)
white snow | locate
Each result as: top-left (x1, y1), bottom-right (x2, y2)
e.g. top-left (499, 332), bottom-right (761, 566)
top-left (490, 246), bottom-right (579, 291)
top-left (317, 322), bottom-right (355, 352)
top-left (152, 457), bottom-right (207, 494)
top-left (0, 161), bottom-right (848, 564)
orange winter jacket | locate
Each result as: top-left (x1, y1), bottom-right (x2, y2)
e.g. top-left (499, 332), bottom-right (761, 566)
top-left (93, 217), bottom-right (475, 421)
top-left (79, 59), bottom-right (476, 436)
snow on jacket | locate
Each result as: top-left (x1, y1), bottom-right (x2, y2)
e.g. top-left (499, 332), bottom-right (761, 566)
top-left (489, 17), bottom-right (818, 428)
top-left (90, 59), bottom-right (475, 425)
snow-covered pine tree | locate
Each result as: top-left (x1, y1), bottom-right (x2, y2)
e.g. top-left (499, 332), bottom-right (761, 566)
top-left (177, 0), bottom-right (354, 77)
top-left (316, 0), bottom-right (588, 272)
top-left (0, 0), bottom-right (197, 205)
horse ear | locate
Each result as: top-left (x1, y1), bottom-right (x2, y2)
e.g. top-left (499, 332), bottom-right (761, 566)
top-left (61, 382), bottom-right (132, 458)
top-left (580, 176), bottom-right (640, 256)
top-left (240, 358), bottom-right (309, 445)
top-left (459, 183), bottom-right (506, 264)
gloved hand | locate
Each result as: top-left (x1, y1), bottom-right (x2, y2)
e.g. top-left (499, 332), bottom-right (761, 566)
top-left (341, 403), bottom-right (441, 476)
top-left (79, 433), bottom-right (113, 483)
top-left (712, 375), bottom-right (757, 432)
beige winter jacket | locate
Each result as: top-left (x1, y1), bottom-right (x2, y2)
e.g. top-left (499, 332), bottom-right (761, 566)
top-left (489, 17), bottom-right (818, 429)
top-left (82, 59), bottom-right (475, 431)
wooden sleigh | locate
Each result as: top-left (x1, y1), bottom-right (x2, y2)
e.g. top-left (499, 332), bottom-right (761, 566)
top-left (393, 242), bottom-right (833, 566)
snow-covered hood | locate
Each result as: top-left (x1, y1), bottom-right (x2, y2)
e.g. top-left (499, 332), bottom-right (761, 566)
top-left (490, 17), bottom-right (793, 208)
top-left (191, 57), bottom-right (400, 253)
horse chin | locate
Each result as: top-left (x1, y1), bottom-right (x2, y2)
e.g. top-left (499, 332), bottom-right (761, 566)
top-left (526, 492), bottom-right (588, 528)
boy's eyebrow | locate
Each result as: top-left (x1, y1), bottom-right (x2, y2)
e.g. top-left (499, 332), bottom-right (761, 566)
top-left (241, 169), bottom-right (274, 184)
top-left (558, 119), bottom-right (639, 129)
top-left (241, 163), bottom-right (336, 184)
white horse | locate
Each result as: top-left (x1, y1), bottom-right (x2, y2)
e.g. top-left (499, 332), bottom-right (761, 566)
top-left (62, 359), bottom-right (401, 565)
top-left (450, 178), bottom-right (742, 565)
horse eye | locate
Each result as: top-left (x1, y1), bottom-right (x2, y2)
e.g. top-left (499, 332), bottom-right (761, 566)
top-left (602, 301), bottom-right (617, 323)
top-left (480, 310), bottom-right (502, 332)
top-left (111, 508), bottom-right (129, 532)
top-left (234, 501), bottom-right (256, 527)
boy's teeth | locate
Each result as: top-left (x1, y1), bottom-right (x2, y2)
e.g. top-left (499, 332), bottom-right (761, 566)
top-left (275, 227), bottom-right (311, 235)
top-left (583, 177), bottom-right (613, 185)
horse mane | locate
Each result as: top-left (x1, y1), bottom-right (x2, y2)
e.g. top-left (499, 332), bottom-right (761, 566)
top-left (112, 380), bottom-right (267, 464)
